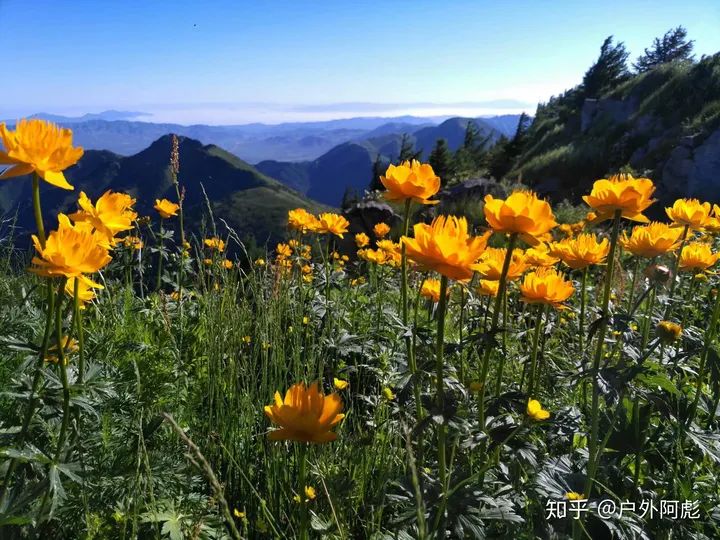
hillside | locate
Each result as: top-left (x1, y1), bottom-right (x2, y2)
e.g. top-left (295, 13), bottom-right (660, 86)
top-left (509, 53), bottom-right (720, 208)
top-left (1, 135), bottom-right (323, 244)
top-left (257, 116), bottom-right (505, 206)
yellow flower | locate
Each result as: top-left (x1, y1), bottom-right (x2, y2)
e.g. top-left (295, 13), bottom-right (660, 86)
top-left (475, 247), bottom-right (528, 281)
top-left (477, 279), bottom-right (500, 297)
top-left (242, 335), bottom-right (252, 344)
top-left (304, 486), bottom-right (317, 501)
top-left (656, 321), bottom-right (682, 344)
top-left (233, 509), bottom-right (246, 519)
top-left (420, 278), bottom-right (450, 303)
top-left (402, 215), bottom-right (490, 281)
top-left (383, 387), bottom-right (396, 401)
top-left (154, 198), bottom-right (180, 219)
top-left (679, 242), bottom-right (720, 272)
top-left (70, 191), bottom-right (137, 242)
top-left (551, 233), bottom-right (610, 270)
top-left (288, 208), bottom-right (319, 233)
top-left (519, 267), bottom-right (574, 309)
top-left (483, 191), bottom-right (557, 245)
top-left (582, 173), bottom-right (656, 222)
top-left (316, 213), bottom-right (350, 238)
top-left (288, 239), bottom-right (300, 248)
top-left (468, 381), bottom-right (483, 393)
top-left (303, 316), bottom-right (310, 325)
top-left (204, 237), bottom-right (225, 251)
top-left (620, 222), bottom-right (683, 258)
top-left (665, 198), bottom-right (712, 230)
top-left (358, 248), bottom-right (392, 265)
top-left (333, 378), bottom-right (349, 390)
top-left (380, 160), bottom-right (440, 205)
top-left (527, 398), bottom-right (550, 421)
top-left (222, 259), bottom-right (233, 269)
top-left (65, 276), bottom-right (103, 308)
top-left (355, 232), bottom-right (370, 248)
top-left (255, 258), bottom-right (266, 266)
top-left (30, 214), bottom-right (111, 281)
top-left (44, 336), bottom-right (79, 364)
top-left (203, 258), bottom-right (213, 266)
top-left (565, 492), bottom-right (585, 501)
top-left (350, 277), bottom-right (365, 286)
top-left (122, 235), bottom-right (143, 250)
top-left (0, 119), bottom-right (83, 189)
top-left (523, 244), bottom-right (559, 267)
top-left (276, 242), bottom-right (292, 259)
top-left (373, 222), bottom-right (391, 238)
top-left (264, 382), bottom-right (344, 443)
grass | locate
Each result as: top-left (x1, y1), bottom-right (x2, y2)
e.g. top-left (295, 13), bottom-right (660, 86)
top-left (2, 187), bottom-right (720, 539)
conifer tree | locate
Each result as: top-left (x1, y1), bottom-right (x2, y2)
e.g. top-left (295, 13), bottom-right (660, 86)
top-left (428, 138), bottom-right (455, 185)
top-left (634, 26), bottom-right (694, 72)
top-left (397, 133), bottom-right (421, 163)
top-left (583, 36), bottom-right (629, 97)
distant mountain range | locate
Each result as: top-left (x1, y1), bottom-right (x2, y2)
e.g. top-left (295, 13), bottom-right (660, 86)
top-left (3, 111), bottom-right (522, 163)
top-left (2, 136), bottom-right (324, 245)
top-left (257, 117), bottom-right (507, 206)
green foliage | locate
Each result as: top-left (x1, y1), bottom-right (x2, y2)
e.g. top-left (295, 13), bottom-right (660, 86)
top-left (428, 139), bottom-right (455, 185)
top-left (582, 36), bottom-right (630, 98)
top-left (634, 26), bottom-right (695, 73)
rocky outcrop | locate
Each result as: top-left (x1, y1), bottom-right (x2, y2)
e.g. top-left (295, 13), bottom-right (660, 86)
top-left (660, 128), bottom-right (720, 201)
top-left (581, 98), bottom-right (639, 132)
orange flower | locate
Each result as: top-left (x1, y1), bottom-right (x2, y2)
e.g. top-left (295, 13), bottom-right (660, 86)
top-left (483, 191), bottom-right (557, 245)
top-left (420, 278), bottom-right (450, 303)
top-left (678, 242), bottom-right (720, 272)
top-left (30, 214), bottom-right (111, 282)
top-left (620, 222), bottom-right (683, 258)
top-left (288, 208), bottom-right (319, 233)
top-left (519, 267), bottom-right (574, 309)
top-left (523, 244), bottom-right (559, 267)
top-left (276, 243), bottom-right (292, 259)
top-left (380, 160), bottom-right (440, 205)
top-left (582, 173), bottom-right (656, 222)
top-left (204, 237), bottom-right (225, 251)
top-left (373, 222), bottom-right (391, 238)
top-left (355, 232), bottom-right (370, 248)
top-left (65, 276), bottom-right (103, 309)
top-left (475, 247), bottom-right (528, 281)
top-left (315, 213), bottom-right (349, 238)
top-left (264, 382), bottom-right (344, 443)
top-left (70, 190), bottom-right (137, 242)
top-left (0, 119), bottom-right (84, 189)
top-left (477, 279), bottom-right (499, 297)
top-left (358, 248), bottom-right (393, 265)
top-left (401, 215), bottom-right (490, 281)
top-left (665, 198), bottom-right (712, 230)
top-left (154, 198), bottom-right (180, 218)
top-left (551, 233), bottom-right (610, 270)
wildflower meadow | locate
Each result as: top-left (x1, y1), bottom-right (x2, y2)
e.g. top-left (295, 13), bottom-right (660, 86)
top-left (2, 118), bottom-right (720, 539)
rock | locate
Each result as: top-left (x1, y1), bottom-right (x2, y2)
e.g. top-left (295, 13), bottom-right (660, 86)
top-left (438, 178), bottom-right (506, 203)
top-left (581, 97), bottom-right (638, 132)
top-left (660, 128), bottom-right (720, 202)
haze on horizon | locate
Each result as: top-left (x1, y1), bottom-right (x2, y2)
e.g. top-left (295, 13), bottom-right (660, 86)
top-left (1, 0), bottom-right (718, 125)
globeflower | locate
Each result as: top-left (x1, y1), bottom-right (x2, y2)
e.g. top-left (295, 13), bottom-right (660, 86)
top-left (355, 232), bottom-right (370, 248)
top-left (551, 233), bottom-right (610, 270)
top-left (380, 160), bottom-right (440, 205)
top-left (420, 278), bottom-right (450, 303)
top-left (620, 222), bottom-right (683, 258)
top-left (527, 398), bottom-right (550, 421)
top-left (315, 213), bottom-right (349, 238)
top-left (656, 320), bottom-right (682, 344)
top-left (373, 222), bottom-right (391, 238)
top-left (288, 208), bottom-right (319, 233)
top-left (204, 237), bottom-right (226, 251)
top-left (665, 198), bottom-right (711, 230)
top-left (264, 382), bottom-right (344, 443)
top-left (154, 198), bottom-right (180, 218)
top-left (475, 247), bottom-right (528, 281)
top-left (582, 173), bottom-right (656, 222)
top-left (519, 267), bottom-right (574, 309)
top-left (65, 276), bottom-right (103, 308)
top-left (0, 119), bottom-right (84, 189)
top-left (30, 214), bottom-right (111, 282)
top-left (678, 242), bottom-right (720, 272)
top-left (401, 215), bottom-right (490, 281)
top-left (70, 191), bottom-right (137, 242)
top-left (523, 244), bottom-right (559, 267)
top-left (477, 279), bottom-right (499, 297)
top-left (483, 191), bottom-right (557, 245)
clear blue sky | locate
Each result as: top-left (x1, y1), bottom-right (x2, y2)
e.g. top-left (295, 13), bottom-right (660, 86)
top-left (1, 0), bottom-right (718, 124)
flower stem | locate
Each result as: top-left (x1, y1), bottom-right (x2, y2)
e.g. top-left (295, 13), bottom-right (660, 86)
top-left (479, 234), bottom-right (517, 426)
top-left (583, 209), bottom-right (622, 499)
top-left (435, 275), bottom-right (449, 533)
top-left (156, 218), bottom-right (164, 291)
top-left (664, 224), bottom-right (689, 319)
top-left (31, 173), bottom-right (46, 248)
top-left (527, 304), bottom-right (548, 397)
top-left (297, 444), bottom-right (309, 540)
top-left (688, 285), bottom-right (720, 427)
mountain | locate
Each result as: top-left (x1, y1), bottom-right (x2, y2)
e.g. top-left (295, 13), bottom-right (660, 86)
top-left (480, 114), bottom-right (524, 137)
top-left (508, 53), bottom-right (720, 208)
top-left (28, 110), bottom-right (152, 123)
top-left (1, 135), bottom-right (323, 244)
top-left (256, 116), bottom-right (504, 206)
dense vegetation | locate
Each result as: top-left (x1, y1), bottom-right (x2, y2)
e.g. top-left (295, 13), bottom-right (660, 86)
top-left (2, 120), bottom-right (720, 540)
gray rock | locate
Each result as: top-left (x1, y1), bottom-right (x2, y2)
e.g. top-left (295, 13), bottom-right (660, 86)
top-left (660, 128), bottom-right (720, 202)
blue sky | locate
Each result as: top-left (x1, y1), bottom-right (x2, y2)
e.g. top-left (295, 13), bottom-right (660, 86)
top-left (1, 0), bottom-right (718, 124)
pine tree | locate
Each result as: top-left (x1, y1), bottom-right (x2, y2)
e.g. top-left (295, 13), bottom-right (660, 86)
top-left (397, 133), bottom-right (421, 163)
top-left (428, 139), bottom-right (455, 184)
top-left (634, 26), bottom-right (695, 72)
top-left (582, 36), bottom-right (629, 97)
top-left (369, 154), bottom-right (386, 191)
top-left (455, 120), bottom-right (491, 175)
